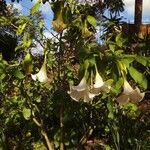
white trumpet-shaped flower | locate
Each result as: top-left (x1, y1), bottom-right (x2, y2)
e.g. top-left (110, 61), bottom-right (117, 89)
top-left (31, 60), bottom-right (49, 83)
top-left (71, 77), bottom-right (87, 91)
top-left (68, 77), bottom-right (95, 102)
top-left (90, 71), bottom-right (111, 95)
top-left (116, 79), bottom-right (145, 106)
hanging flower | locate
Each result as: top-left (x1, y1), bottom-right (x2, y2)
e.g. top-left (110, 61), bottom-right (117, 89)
top-left (31, 60), bottom-right (49, 83)
top-left (90, 69), bottom-right (111, 95)
top-left (68, 77), bottom-right (95, 102)
top-left (116, 79), bottom-right (145, 106)
top-left (71, 77), bottom-right (87, 91)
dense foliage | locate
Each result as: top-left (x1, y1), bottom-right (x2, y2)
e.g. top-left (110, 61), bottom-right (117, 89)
top-left (0, 0), bottom-right (150, 150)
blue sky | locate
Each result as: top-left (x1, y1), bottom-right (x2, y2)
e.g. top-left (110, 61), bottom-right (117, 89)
top-left (6, 0), bottom-right (150, 37)
top-left (6, 0), bottom-right (54, 31)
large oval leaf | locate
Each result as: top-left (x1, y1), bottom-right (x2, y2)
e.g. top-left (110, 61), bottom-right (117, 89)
top-left (30, 1), bottom-right (40, 15)
top-left (135, 56), bottom-right (147, 66)
top-left (14, 69), bottom-right (25, 79)
top-left (22, 107), bottom-right (31, 120)
top-left (87, 15), bottom-right (96, 27)
top-left (128, 66), bottom-right (147, 89)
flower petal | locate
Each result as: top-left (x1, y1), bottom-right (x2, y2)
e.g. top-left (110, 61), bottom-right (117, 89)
top-left (90, 84), bottom-right (110, 95)
top-left (72, 78), bottom-right (87, 91)
top-left (69, 86), bottom-right (86, 101)
top-left (68, 85), bottom-right (95, 102)
top-left (31, 74), bottom-right (37, 81)
top-left (129, 88), bottom-right (145, 103)
top-left (94, 72), bottom-right (104, 88)
top-left (116, 79), bottom-right (145, 105)
top-left (116, 94), bottom-right (130, 105)
top-left (123, 80), bottom-right (134, 94)
top-left (83, 92), bottom-right (95, 102)
top-left (100, 84), bottom-right (111, 93)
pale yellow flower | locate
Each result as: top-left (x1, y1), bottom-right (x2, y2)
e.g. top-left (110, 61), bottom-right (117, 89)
top-left (116, 79), bottom-right (145, 105)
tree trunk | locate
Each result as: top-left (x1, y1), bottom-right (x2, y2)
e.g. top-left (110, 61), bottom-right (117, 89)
top-left (134, 0), bottom-right (143, 25)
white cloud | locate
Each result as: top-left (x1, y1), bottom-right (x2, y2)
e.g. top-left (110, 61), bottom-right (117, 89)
top-left (7, 2), bottom-right (23, 13)
top-left (142, 0), bottom-right (150, 23)
top-left (31, 0), bottom-right (54, 27)
top-left (44, 31), bottom-right (53, 38)
top-left (124, 0), bottom-right (134, 15)
top-left (31, 41), bottom-right (44, 56)
top-left (13, 3), bottom-right (23, 12)
top-left (40, 3), bottom-right (52, 15)
top-left (32, 0), bottom-right (53, 15)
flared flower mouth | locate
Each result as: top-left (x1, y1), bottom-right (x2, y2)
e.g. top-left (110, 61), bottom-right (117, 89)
top-left (129, 87), bottom-right (145, 103)
top-left (68, 87), bottom-right (95, 102)
top-left (31, 60), bottom-right (49, 83)
top-left (116, 79), bottom-right (145, 105)
top-left (68, 61), bottom-right (111, 102)
top-left (68, 71), bottom-right (111, 103)
top-left (68, 76), bottom-right (95, 102)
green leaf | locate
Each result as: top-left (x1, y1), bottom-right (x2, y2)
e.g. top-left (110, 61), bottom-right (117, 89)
top-left (104, 145), bottom-right (111, 150)
top-left (135, 56), bottom-right (147, 66)
top-left (51, 1), bottom-right (63, 19)
top-left (68, 0), bottom-right (76, 13)
top-left (0, 16), bottom-right (11, 25)
top-left (22, 108), bottom-right (31, 120)
top-left (112, 77), bottom-right (123, 95)
top-left (0, 73), bottom-right (6, 80)
top-left (128, 66), bottom-right (147, 89)
top-left (35, 96), bottom-right (41, 103)
top-left (30, 1), bottom-right (40, 14)
top-left (105, 79), bottom-right (114, 86)
top-left (109, 44), bottom-right (116, 52)
top-left (115, 33), bottom-right (125, 47)
top-left (16, 23), bottom-right (27, 36)
top-left (38, 20), bottom-right (44, 29)
top-left (107, 101), bottom-right (114, 120)
top-left (148, 59), bottom-right (150, 67)
top-left (24, 53), bottom-right (32, 63)
top-left (120, 57), bottom-right (134, 68)
top-left (15, 45), bottom-right (24, 51)
top-left (87, 15), bottom-right (97, 27)
top-left (16, 16), bottom-right (28, 24)
top-left (124, 103), bottom-right (138, 111)
top-left (14, 69), bottom-right (25, 79)
top-left (62, 6), bottom-right (71, 24)
top-left (23, 33), bottom-right (32, 47)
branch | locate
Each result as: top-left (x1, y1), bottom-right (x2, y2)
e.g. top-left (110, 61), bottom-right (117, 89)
top-left (79, 126), bottom-right (93, 146)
